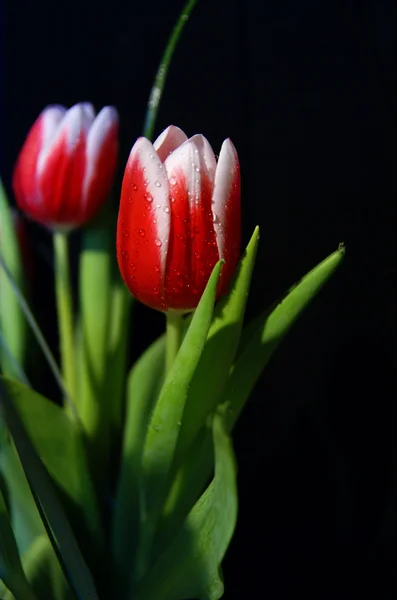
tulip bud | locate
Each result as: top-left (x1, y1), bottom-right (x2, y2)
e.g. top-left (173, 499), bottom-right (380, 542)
top-left (12, 102), bottom-right (119, 231)
top-left (117, 125), bottom-right (240, 311)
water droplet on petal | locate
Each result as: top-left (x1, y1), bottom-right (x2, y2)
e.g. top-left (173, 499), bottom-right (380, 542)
top-left (156, 204), bottom-right (161, 209)
top-left (130, 263), bottom-right (136, 271)
top-left (155, 180), bottom-right (161, 187)
top-left (139, 229), bottom-right (146, 237)
top-left (155, 239), bottom-right (162, 247)
top-left (155, 266), bottom-right (160, 272)
top-left (195, 166), bottom-right (200, 173)
top-left (144, 192), bottom-right (153, 203)
top-left (121, 250), bottom-right (129, 258)
top-left (123, 230), bottom-right (130, 237)
top-left (169, 176), bottom-right (177, 185)
top-left (149, 153), bottom-right (154, 159)
top-left (132, 183), bottom-right (138, 191)
top-left (164, 206), bottom-right (170, 213)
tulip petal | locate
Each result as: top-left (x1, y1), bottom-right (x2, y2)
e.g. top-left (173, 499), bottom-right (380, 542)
top-left (212, 139), bottom-right (241, 294)
top-left (82, 106), bottom-right (119, 209)
top-left (12, 106), bottom-right (66, 214)
top-left (188, 134), bottom-right (217, 184)
top-left (117, 138), bottom-right (170, 310)
top-left (153, 125), bottom-right (188, 162)
top-left (163, 138), bottom-right (219, 309)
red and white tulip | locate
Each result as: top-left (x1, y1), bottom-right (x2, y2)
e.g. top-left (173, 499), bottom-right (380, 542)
top-left (117, 125), bottom-right (240, 312)
top-left (13, 102), bottom-right (119, 230)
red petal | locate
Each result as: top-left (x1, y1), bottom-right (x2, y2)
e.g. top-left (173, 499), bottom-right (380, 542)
top-left (164, 136), bottom-right (219, 310)
top-left (117, 138), bottom-right (170, 310)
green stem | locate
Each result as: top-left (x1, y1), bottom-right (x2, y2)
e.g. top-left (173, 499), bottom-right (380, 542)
top-left (53, 232), bottom-right (76, 405)
top-left (165, 312), bottom-right (183, 375)
top-left (143, 0), bottom-right (198, 140)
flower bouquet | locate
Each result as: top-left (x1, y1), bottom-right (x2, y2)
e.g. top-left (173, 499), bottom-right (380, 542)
top-left (0, 2), bottom-right (344, 599)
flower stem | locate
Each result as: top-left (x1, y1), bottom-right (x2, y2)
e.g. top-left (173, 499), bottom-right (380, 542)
top-left (143, 0), bottom-right (198, 140)
top-left (165, 312), bottom-right (183, 375)
top-left (53, 232), bottom-right (76, 404)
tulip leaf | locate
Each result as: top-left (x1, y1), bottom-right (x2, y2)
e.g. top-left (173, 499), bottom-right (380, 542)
top-left (173, 227), bottom-right (259, 468)
top-left (138, 260), bottom-right (223, 581)
top-left (105, 273), bottom-right (133, 444)
top-left (0, 437), bottom-right (46, 556)
top-left (222, 245), bottom-right (345, 429)
top-left (0, 180), bottom-right (27, 379)
top-left (0, 378), bottom-right (100, 600)
top-left (156, 245), bottom-right (345, 546)
top-left (78, 211), bottom-right (112, 468)
top-left (0, 377), bottom-right (104, 564)
top-left (112, 333), bottom-right (165, 596)
top-left (0, 486), bottom-right (37, 600)
top-left (134, 413), bottom-right (237, 600)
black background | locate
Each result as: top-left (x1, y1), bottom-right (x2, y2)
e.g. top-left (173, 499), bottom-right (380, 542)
top-left (4, 0), bottom-right (397, 597)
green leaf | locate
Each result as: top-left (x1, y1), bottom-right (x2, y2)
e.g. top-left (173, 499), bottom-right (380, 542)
top-left (0, 379), bottom-right (99, 600)
top-left (78, 212), bottom-right (112, 469)
top-left (174, 227), bottom-right (259, 468)
top-left (0, 179), bottom-right (27, 379)
top-left (0, 437), bottom-right (45, 556)
top-left (112, 333), bottom-right (165, 596)
top-left (222, 245), bottom-right (345, 430)
top-left (157, 245), bottom-right (345, 546)
top-left (0, 486), bottom-right (37, 600)
top-left (0, 378), bottom-right (104, 563)
top-left (134, 414), bottom-right (237, 600)
top-left (105, 272), bottom-right (133, 444)
top-left (138, 260), bottom-right (223, 581)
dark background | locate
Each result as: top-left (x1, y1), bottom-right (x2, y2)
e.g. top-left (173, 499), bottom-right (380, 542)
top-left (4, 0), bottom-right (397, 597)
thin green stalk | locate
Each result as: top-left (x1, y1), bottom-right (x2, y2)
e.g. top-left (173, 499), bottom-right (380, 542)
top-left (53, 232), bottom-right (76, 405)
top-left (0, 254), bottom-right (72, 411)
top-left (143, 0), bottom-right (198, 140)
top-left (165, 312), bottom-right (183, 376)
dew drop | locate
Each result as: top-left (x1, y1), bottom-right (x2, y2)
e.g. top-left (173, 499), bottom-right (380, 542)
top-left (144, 192), bottom-right (153, 203)
top-left (155, 239), bottom-right (162, 247)
top-left (195, 166), bottom-right (200, 173)
top-left (132, 183), bottom-right (138, 191)
top-left (139, 229), bottom-right (146, 237)
top-left (130, 263), bottom-right (136, 271)
top-left (153, 287), bottom-right (159, 295)
top-left (155, 266), bottom-right (160, 272)
top-left (194, 252), bottom-right (201, 259)
top-left (164, 206), bottom-right (170, 213)
top-left (169, 176), bottom-right (177, 185)
top-left (121, 250), bottom-right (129, 259)
top-left (123, 230), bottom-right (130, 238)
top-left (149, 153), bottom-right (154, 159)
top-left (144, 178), bottom-right (150, 187)
top-left (155, 180), bottom-right (161, 187)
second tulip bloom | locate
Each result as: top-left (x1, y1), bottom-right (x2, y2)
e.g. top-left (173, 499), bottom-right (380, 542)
top-left (117, 125), bottom-right (241, 312)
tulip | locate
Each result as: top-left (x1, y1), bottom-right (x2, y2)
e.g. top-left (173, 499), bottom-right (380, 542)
top-left (117, 125), bottom-right (240, 312)
top-left (12, 102), bottom-right (119, 231)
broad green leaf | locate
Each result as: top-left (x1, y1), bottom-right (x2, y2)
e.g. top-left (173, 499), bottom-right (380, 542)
top-left (139, 261), bottom-right (223, 581)
top-left (174, 227), bottom-right (259, 468)
top-left (0, 379), bottom-right (99, 600)
top-left (222, 245), bottom-right (345, 430)
top-left (0, 438), bottom-right (45, 556)
top-left (0, 179), bottom-right (27, 378)
top-left (0, 378), bottom-right (104, 563)
top-left (112, 333), bottom-right (165, 596)
top-left (156, 246), bottom-right (345, 546)
top-left (0, 486), bottom-right (37, 600)
top-left (134, 414), bottom-right (237, 600)
top-left (78, 212), bottom-right (112, 469)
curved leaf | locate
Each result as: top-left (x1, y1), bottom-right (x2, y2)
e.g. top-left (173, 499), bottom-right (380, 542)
top-left (173, 227), bottom-right (259, 469)
top-left (0, 487), bottom-right (37, 600)
top-left (112, 334), bottom-right (165, 595)
top-left (138, 261), bottom-right (223, 580)
top-left (0, 379), bottom-right (99, 600)
top-left (0, 378), bottom-right (104, 562)
top-left (0, 180), bottom-right (27, 379)
top-left (135, 414), bottom-right (237, 600)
